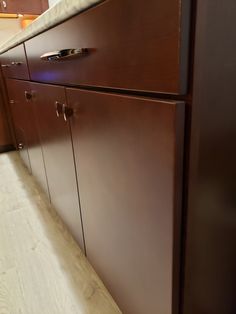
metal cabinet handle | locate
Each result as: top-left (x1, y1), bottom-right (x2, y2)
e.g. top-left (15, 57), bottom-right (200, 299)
top-left (11, 61), bottom-right (22, 66)
top-left (1, 64), bottom-right (10, 68)
top-left (40, 48), bottom-right (88, 61)
top-left (18, 143), bottom-right (24, 150)
top-left (62, 104), bottom-right (73, 121)
top-left (9, 100), bottom-right (15, 104)
top-left (2, 0), bottom-right (7, 9)
top-left (55, 101), bottom-right (63, 117)
top-left (24, 91), bottom-right (32, 101)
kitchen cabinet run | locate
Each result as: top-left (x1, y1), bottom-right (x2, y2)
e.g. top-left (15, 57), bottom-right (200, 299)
top-left (1, 0), bottom-right (236, 313)
top-left (0, 0), bottom-right (48, 14)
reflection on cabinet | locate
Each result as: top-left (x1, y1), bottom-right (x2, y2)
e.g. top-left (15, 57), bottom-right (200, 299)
top-left (0, 0), bottom-right (48, 14)
top-left (31, 82), bottom-right (85, 252)
top-left (67, 88), bottom-right (185, 314)
top-left (6, 79), bottom-right (49, 195)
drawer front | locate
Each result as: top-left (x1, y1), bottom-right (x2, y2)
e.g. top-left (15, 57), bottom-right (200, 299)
top-left (67, 88), bottom-right (185, 313)
top-left (0, 44), bottom-right (29, 80)
top-left (25, 0), bottom-right (190, 94)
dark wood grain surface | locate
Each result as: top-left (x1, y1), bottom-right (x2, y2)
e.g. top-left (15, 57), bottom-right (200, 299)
top-left (6, 79), bottom-right (31, 170)
top-left (183, 1), bottom-right (236, 313)
top-left (0, 44), bottom-right (29, 80)
top-left (0, 0), bottom-right (48, 14)
top-left (25, 0), bottom-right (190, 95)
top-left (67, 88), bottom-right (185, 314)
top-left (5, 78), bottom-right (49, 196)
top-left (0, 77), bottom-right (12, 149)
top-left (31, 82), bottom-right (86, 253)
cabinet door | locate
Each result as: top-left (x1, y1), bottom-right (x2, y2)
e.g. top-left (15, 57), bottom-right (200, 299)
top-left (67, 89), bottom-right (185, 314)
top-left (0, 0), bottom-right (48, 14)
top-left (6, 79), bottom-right (49, 195)
top-left (31, 82), bottom-right (85, 252)
top-left (6, 79), bottom-right (31, 171)
top-left (0, 82), bottom-right (12, 149)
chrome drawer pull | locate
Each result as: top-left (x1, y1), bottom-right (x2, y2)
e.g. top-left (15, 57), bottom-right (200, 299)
top-left (1, 64), bottom-right (10, 68)
top-left (62, 104), bottom-right (73, 122)
top-left (40, 48), bottom-right (88, 61)
top-left (11, 61), bottom-right (23, 66)
top-left (18, 143), bottom-right (24, 150)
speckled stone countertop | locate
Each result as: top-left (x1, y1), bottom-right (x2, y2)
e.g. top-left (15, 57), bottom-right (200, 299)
top-left (0, 0), bottom-right (103, 54)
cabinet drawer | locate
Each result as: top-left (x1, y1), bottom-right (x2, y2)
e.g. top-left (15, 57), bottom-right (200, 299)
top-left (0, 44), bottom-right (29, 80)
top-left (67, 88), bottom-right (185, 313)
top-left (0, 0), bottom-right (48, 14)
top-left (25, 0), bottom-right (190, 94)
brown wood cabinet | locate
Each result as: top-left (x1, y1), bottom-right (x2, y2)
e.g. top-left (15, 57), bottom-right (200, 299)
top-left (0, 0), bottom-right (48, 14)
top-left (67, 88), bottom-right (185, 314)
top-left (25, 0), bottom-right (190, 95)
top-left (6, 79), bottom-right (31, 170)
top-left (30, 82), bottom-right (86, 252)
top-left (1, 1), bottom-right (236, 313)
top-left (0, 88), bottom-right (12, 152)
top-left (5, 79), bottom-right (49, 195)
top-left (0, 44), bottom-right (29, 80)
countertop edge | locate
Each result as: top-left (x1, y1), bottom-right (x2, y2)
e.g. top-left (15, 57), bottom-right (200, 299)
top-left (0, 0), bottom-right (104, 55)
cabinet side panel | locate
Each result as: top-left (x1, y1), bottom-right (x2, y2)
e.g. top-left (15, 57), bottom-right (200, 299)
top-left (184, 1), bottom-right (236, 313)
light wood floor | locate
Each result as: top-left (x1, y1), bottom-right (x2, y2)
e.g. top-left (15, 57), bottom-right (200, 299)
top-left (0, 151), bottom-right (121, 314)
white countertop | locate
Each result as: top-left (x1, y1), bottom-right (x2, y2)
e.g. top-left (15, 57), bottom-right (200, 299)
top-left (0, 0), bottom-right (103, 54)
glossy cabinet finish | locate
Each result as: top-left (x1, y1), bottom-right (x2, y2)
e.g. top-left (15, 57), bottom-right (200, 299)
top-left (6, 79), bottom-right (31, 170)
top-left (0, 44), bottom-right (29, 80)
top-left (25, 0), bottom-right (190, 94)
top-left (67, 88), bottom-right (185, 314)
top-left (0, 83), bottom-right (12, 151)
top-left (183, 1), bottom-right (236, 313)
top-left (31, 82), bottom-right (85, 252)
top-left (5, 79), bottom-right (49, 195)
top-left (0, 0), bottom-right (48, 14)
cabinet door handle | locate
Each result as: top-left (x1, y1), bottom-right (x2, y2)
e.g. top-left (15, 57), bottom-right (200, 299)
top-left (24, 91), bottom-right (32, 101)
top-left (9, 100), bottom-right (15, 104)
top-left (11, 61), bottom-right (22, 66)
top-left (2, 0), bottom-right (7, 9)
top-left (1, 64), bottom-right (10, 68)
top-left (55, 101), bottom-right (63, 117)
top-left (62, 104), bottom-right (73, 121)
top-left (40, 48), bottom-right (88, 61)
top-left (18, 143), bottom-right (24, 150)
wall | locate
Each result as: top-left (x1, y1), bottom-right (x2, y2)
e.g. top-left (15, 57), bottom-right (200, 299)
top-left (0, 18), bottom-right (21, 45)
